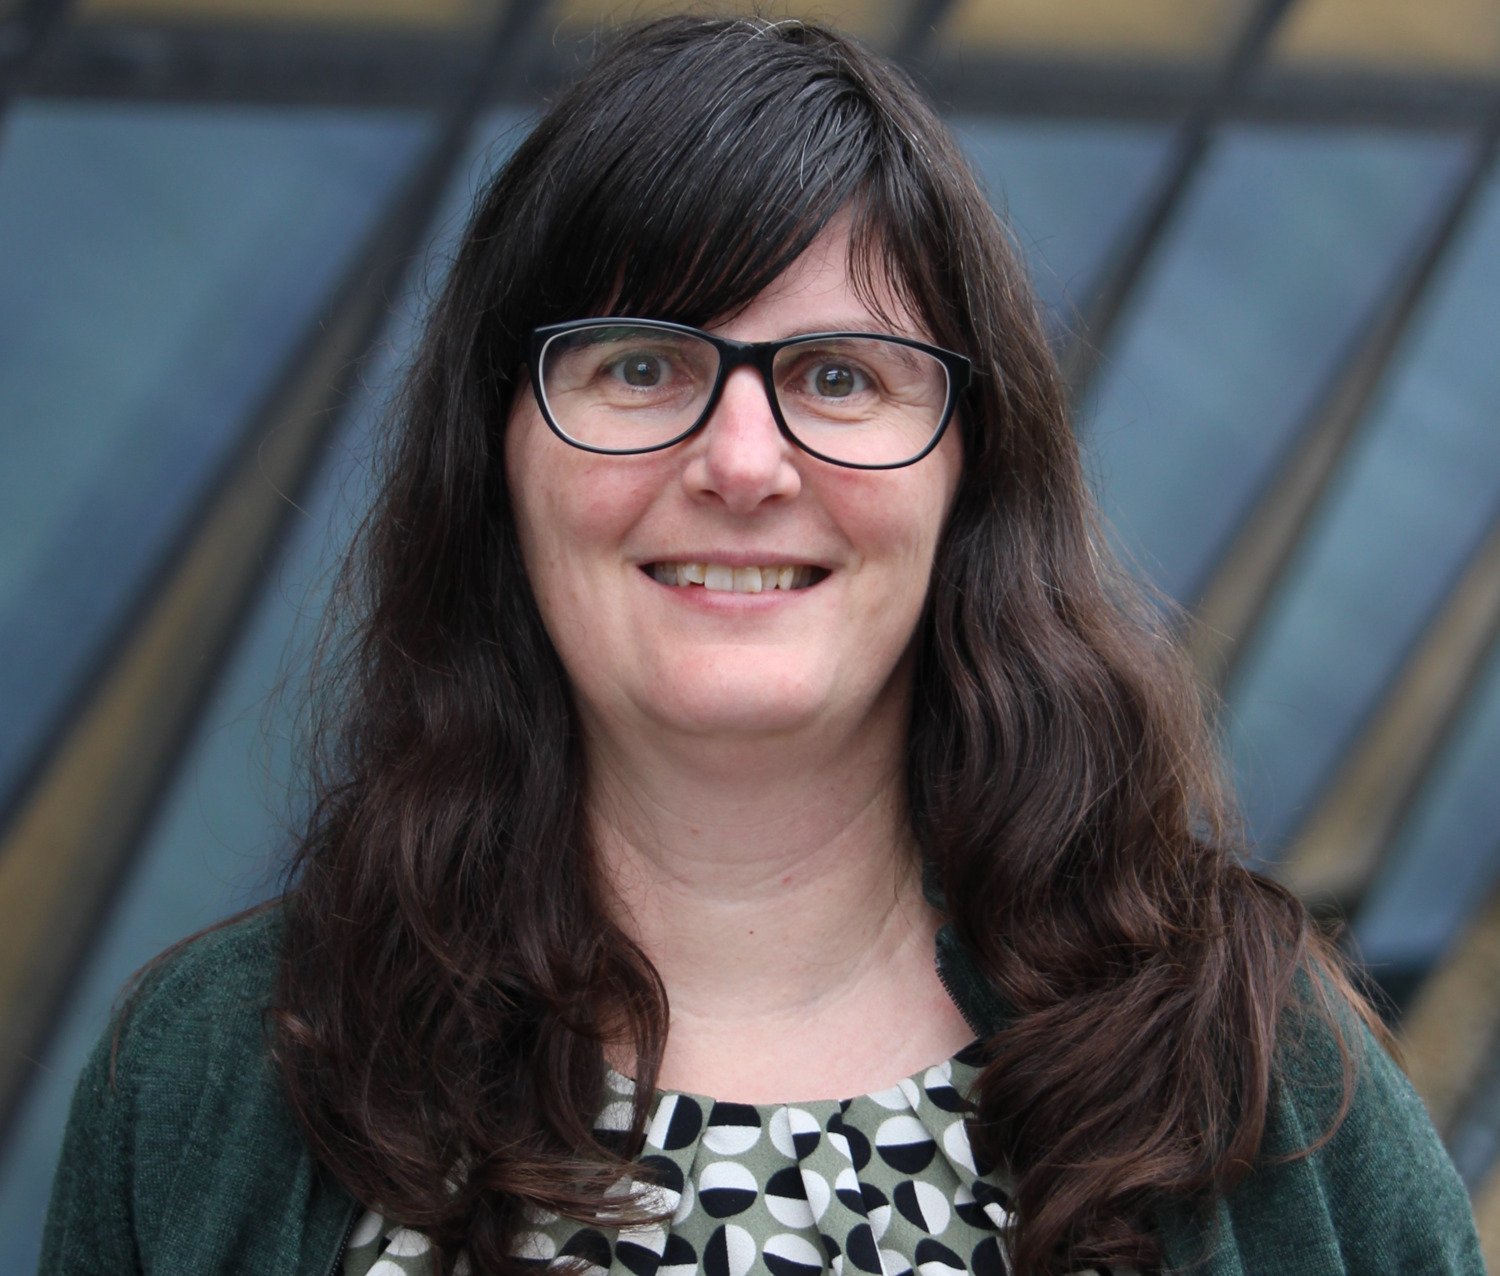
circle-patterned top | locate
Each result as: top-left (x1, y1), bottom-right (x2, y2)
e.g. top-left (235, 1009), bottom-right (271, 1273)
top-left (344, 1041), bottom-right (1123, 1275)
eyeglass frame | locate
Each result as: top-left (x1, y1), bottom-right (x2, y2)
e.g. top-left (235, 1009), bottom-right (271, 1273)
top-left (525, 317), bottom-right (973, 471)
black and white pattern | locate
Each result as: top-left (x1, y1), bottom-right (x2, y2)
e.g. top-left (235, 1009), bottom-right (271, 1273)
top-left (345, 1042), bottom-right (1129, 1274)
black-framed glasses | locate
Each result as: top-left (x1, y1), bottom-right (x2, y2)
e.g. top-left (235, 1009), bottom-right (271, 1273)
top-left (527, 318), bottom-right (972, 470)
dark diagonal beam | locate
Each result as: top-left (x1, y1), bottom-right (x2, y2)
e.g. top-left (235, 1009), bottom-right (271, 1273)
top-left (892, 0), bottom-right (961, 64)
top-left (0, 0), bottom-right (77, 134)
top-left (1402, 872), bottom-right (1500, 1140)
top-left (1276, 510), bottom-right (1500, 911)
top-left (1059, 0), bottom-right (1300, 397)
top-left (1191, 99), bottom-right (1500, 694)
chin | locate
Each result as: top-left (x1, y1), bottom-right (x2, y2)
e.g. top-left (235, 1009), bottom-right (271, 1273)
top-left (640, 665), bottom-right (838, 741)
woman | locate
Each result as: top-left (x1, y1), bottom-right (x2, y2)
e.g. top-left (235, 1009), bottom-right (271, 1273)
top-left (43, 15), bottom-right (1481, 1276)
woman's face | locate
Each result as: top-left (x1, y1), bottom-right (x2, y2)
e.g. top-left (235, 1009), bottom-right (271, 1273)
top-left (504, 220), bottom-right (963, 752)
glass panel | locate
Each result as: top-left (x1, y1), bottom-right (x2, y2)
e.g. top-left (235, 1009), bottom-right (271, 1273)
top-left (1085, 126), bottom-right (1465, 601)
top-left (78, 0), bottom-right (493, 28)
top-left (1272, 0), bottom-right (1500, 76)
top-left (0, 106), bottom-right (526, 1270)
top-left (1225, 163), bottom-right (1500, 853)
top-left (952, 118), bottom-right (1173, 329)
top-left (0, 102), bottom-right (428, 815)
top-left (1353, 619), bottom-right (1500, 986)
top-left (936, 0), bottom-right (1252, 62)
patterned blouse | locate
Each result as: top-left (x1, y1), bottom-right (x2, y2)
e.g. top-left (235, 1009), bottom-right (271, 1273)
top-left (344, 1042), bottom-right (1118, 1275)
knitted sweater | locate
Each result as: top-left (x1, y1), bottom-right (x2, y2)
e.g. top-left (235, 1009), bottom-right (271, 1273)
top-left (42, 908), bottom-right (1484, 1274)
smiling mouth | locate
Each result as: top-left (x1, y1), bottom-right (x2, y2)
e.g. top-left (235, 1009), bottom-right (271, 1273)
top-left (644, 562), bottom-right (829, 593)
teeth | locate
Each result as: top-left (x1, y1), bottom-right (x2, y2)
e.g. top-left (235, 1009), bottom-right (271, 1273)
top-left (649, 562), bottom-right (817, 593)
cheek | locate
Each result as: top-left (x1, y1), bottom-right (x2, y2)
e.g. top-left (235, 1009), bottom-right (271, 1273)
top-left (506, 446), bottom-right (675, 662)
top-left (525, 472), bottom-right (665, 575)
top-left (838, 465), bottom-right (958, 574)
top-left (508, 411), bottom-right (652, 568)
top-left (898, 440), bottom-right (963, 576)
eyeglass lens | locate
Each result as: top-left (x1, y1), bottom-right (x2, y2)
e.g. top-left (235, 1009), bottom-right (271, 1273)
top-left (537, 324), bottom-right (951, 467)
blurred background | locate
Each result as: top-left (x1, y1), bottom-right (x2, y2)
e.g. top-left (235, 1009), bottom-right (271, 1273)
top-left (3, 0), bottom-right (1499, 1264)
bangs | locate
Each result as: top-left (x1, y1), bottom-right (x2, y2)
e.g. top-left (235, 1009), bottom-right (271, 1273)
top-left (517, 22), bottom-right (939, 336)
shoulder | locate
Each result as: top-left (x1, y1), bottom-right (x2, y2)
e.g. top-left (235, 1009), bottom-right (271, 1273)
top-left (42, 904), bottom-right (346, 1274)
top-left (56, 903), bottom-right (288, 1155)
top-left (94, 904), bottom-right (288, 1135)
top-left (1270, 998), bottom-right (1482, 1271)
top-left (120, 905), bottom-right (283, 1031)
top-left (117, 904), bottom-right (285, 1057)
top-left (1160, 973), bottom-right (1485, 1275)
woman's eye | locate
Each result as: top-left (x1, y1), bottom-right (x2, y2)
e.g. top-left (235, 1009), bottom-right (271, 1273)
top-left (609, 352), bottom-right (666, 387)
top-left (807, 361), bottom-right (867, 397)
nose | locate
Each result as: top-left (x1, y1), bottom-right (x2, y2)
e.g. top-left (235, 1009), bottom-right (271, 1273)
top-left (682, 366), bottom-right (801, 511)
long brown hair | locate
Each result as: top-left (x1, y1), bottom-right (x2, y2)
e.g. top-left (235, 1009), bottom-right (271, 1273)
top-left (272, 16), bottom-right (1381, 1273)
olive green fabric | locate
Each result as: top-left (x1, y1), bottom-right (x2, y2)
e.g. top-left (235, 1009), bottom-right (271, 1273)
top-left (41, 907), bottom-right (1485, 1274)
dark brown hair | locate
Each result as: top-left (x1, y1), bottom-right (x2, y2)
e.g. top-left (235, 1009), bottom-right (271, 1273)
top-left (272, 15), bottom-right (1381, 1273)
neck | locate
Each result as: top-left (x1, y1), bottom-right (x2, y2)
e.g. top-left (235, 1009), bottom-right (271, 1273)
top-left (591, 683), bottom-right (942, 983)
top-left (591, 749), bottom-right (954, 1097)
top-left (592, 737), bottom-right (925, 1007)
top-left (583, 713), bottom-right (968, 1099)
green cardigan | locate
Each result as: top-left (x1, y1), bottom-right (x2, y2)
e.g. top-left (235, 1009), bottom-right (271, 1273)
top-left (42, 908), bottom-right (1484, 1274)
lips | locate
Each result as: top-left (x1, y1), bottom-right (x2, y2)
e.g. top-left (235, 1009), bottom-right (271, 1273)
top-left (644, 562), bottom-right (829, 592)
